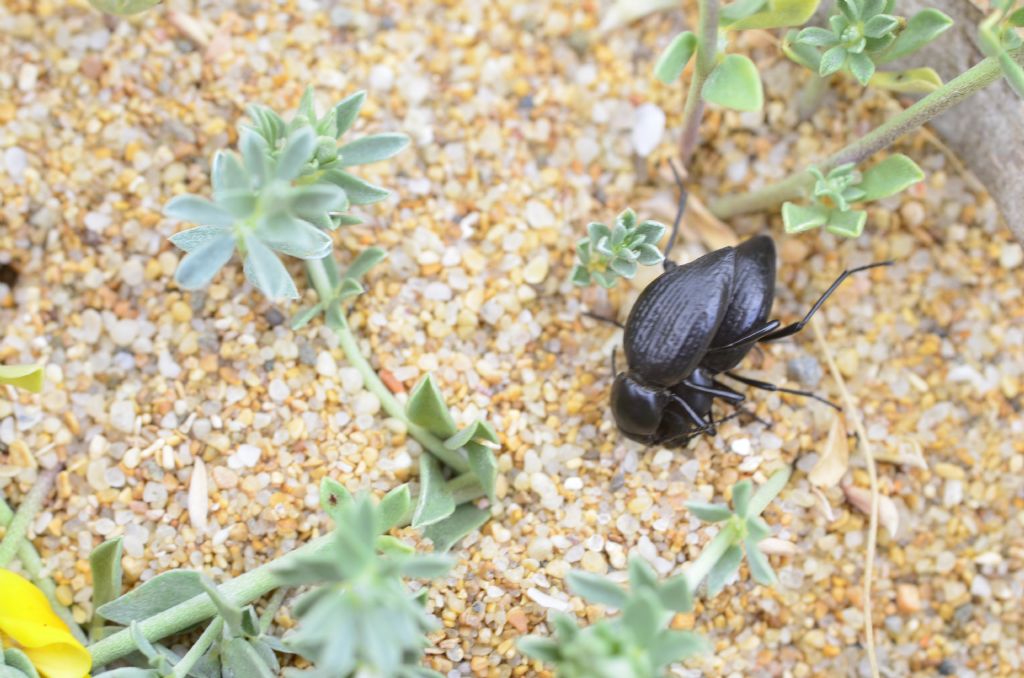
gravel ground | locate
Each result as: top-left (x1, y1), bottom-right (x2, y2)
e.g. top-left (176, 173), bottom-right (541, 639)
top-left (2, 1), bottom-right (1023, 676)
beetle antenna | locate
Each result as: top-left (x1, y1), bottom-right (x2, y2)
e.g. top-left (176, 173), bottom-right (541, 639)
top-left (663, 159), bottom-right (689, 268)
top-left (611, 346), bottom-right (618, 375)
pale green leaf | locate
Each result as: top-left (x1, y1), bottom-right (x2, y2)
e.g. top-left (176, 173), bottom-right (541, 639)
top-left (566, 571), bottom-right (628, 608)
top-left (165, 195), bottom-right (235, 228)
top-left (338, 133), bottom-right (410, 167)
top-left (702, 55), bottom-right (764, 111)
top-left (465, 442), bottom-right (498, 502)
top-left (87, 0), bottom-right (160, 15)
top-left (212, 150), bottom-right (250, 194)
top-left (406, 374), bottom-right (458, 438)
top-left (3, 647), bottom-right (41, 678)
top-left (648, 629), bottom-right (707, 666)
top-left (243, 237), bottom-right (299, 300)
top-left (731, 480), bottom-right (752, 517)
top-left (726, 0), bottom-right (821, 29)
top-left (570, 264), bottom-right (591, 286)
top-left (745, 537), bottom-right (778, 586)
top-left (749, 466), bottom-right (792, 515)
top-left (377, 484), bottom-right (412, 533)
top-left (288, 184), bottom-right (349, 220)
top-left (707, 544), bottom-right (743, 596)
top-left (256, 216), bottom-right (334, 260)
top-left (517, 637), bottom-right (561, 663)
top-left (868, 67), bottom-right (943, 93)
top-left (344, 247), bottom-right (388, 280)
top-left (0, 365), bottom-right (43, 393)
top-left (222, 638), bottom-right (276, 678)
top-left (819, 45), bottom-right (847, 76)
top-left (89, 538), bottom-right (124, 623)
top-left (654, 31), bottom-right (697, 83)
top-left (199, 574), bottom-right (243, 636)
top-left (685, 501), bottom-right (733, 523)
top-left (782, 202), bottom-right (829, 233)
top-left (825, 208), bottom-right (868, 237)
top-left (333, 91), bottom-right (367, 138)
top-left (847, 52), bottom-right (876, 85)
top-left (628, 555), bottom-right (658, 592)
top-left (422, 504), bottom-right (489, 552)
top-left (444, 419), bottom-right (499, 450)
top-left (398, 554), bottom-right (453, 579)
top-left (97, 570), bottom-right (203, 625)
top-left (274, 128), bottom-right (317, 181)
top-left (876, 9), bottom-right (953, 63)
top-left (319, 477), bottom-right (353, 524)
top-left (858, 154), bottom-right (924, 201)
top-left (169, 224), bottom-right (232, 254)
top-left (320, 169), bottom-right (391, 205)
top-left (659, 575), bottom-right (693, 613)
top-left (412, 455), bottom-right (455, 528)
top-left (174, 232), bottom-right (236, 289)
top-left (622, 588), bottom-right (661, 644)
top-left (796, 26), bottom-right (838, 47)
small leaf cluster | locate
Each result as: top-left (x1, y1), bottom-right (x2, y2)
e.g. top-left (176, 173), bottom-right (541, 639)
top-left (686, 478), bottom-right (781, 593)
top-left (782, 154), bottom-right (924, 237)
top-left (786, 0), bottom-right (952, 91)
top-left (655, 0), bottom-right (822, 111)
top-left (980, 0), bottom-right (1024, 99)
top-left (518, 557), bottom-right (705, 678)
top-left (571, 209), bottom-right (665, 289)
top-left (404, 375), bottom-right (497, 550)
top-left (165, 88), bottom-right (408, 300)
top-left (271, 485), bottom-right (451, 678)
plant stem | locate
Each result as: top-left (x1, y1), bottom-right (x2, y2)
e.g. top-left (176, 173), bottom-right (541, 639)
top-left (304, 255), bottom-right (470, 474)
top-left (710, 47), bottom-right (1024, 219)
top-left (0, 491), bottom-right (85, 644)
top-left (0, 467), bottom-right (59, 567)
top-left (796, 73), bottom-right (827, 121)
top-left (170, 617), bottom-right (223, 678)
top-left (259, 587), bottom-right (288, 634)
top-left (89, 533), bottom-right (334, 668)
top-left (679, 0), bottom-right (720, 166)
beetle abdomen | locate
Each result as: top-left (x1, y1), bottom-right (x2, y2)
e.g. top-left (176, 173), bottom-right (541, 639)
top-left (702, 235), bottom-right (776, 373)
top-left (624, 247), bottom-right (735, 386)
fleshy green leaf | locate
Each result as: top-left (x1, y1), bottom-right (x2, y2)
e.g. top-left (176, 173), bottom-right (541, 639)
top-left (868, 67), bottom-right (943, 93)
top-left (635, 243), bottom-right (665, 266)
top-left (406, 375), bottom-right (458, 438)
top-left (749, 466), bottom-right (792, 515)
top-left (825, 208), bottom-right (868, 237)
top-left (622, 588), bottom-right (661, 645)
top-left (517, 637), bottom-right (561, 663)
top-left (412, 455), bottom-right (455, 528)
top-left (422, 504), bottom-right (490, 552)
top-left (173, 232), bottom-right (236, 290)
top-left (731, 480), bottom-right (753, 517)
top-left (685, 501), bottom-right (733, 523)
top-left (707, 544), bottom-right (743, 596)
top-left (864, 14), bottom-right (899, 38)
top-left (858, 154), bottom-right (925, 201)
top-left (256, 216), bottom-right (334, 260)
top-left (89, 538), bottom-right (124, 627)
top-left (3, 647), bottom-right (41, 678)
top-left (239, 130), bottom-right (270, 185)
top-left (565, 571), bottom-right (628, 608)
top-left (659, 575), bottom-right (693, 613)
top-left (819, 45), bottom-right (847, 76)
top-left (222, 638), bottom-right (276, 678)
top-left (0, 365), bottom-right (43, 393)
top-left (628, 555), bottom-right (658, 592)
top-left (720, 0), bottom-right (768, 24)
top-left (648, 629), bottom-right (707, 666)
top-left (168, 225), bottom-right (232, 254)
top-left (465, 442), bottom-right (498, 502)
top-left (745, 537), bottom-right (778, 586)
top-left (290, 303), bottom-right (326, 331)
top-left (876, 9), bottom-right (953, 63)
top-left (344, 247), bottom-right (388, 281)
top-left (725, 0), bottom-right (822, 30)
top-left (1010, 7), bottom-right (1024, 26)
top-left (92, 668), bottom-right (158, 677)
top-left (242, 237), bottom-right (299, 300)
top-left (319, 477), bottom-right (353, 524)
top-left (98, 570), bottom-right (203, 625)
top-left (377, 484), bottom-right (412, 533)
top-left (654, 31), bottom-right (698, 83)
top-left (444, 420), bottom-right (499, 450)
top-left (212, 150), bottom-right (250, 194)
top-left (288, 184), bottom-right (349, 220)
top-left (702, 54), bottom-right (764, 111)
top-left (571, 264), bottom-right (591, 286)
top-left (274, 128), bottom-right (317, 181)
top-left (796, 26), bottom-right (838, 46)
top-left (165, 195), bottom-right (235, 228)
top-left (333, 91), bottom-right (367, 138)
top-left (87, 0), bottom-right (160, 15)
top-left (338, 133), bottom-right (410, 167)
top-left (320, 169), bottom-right (391, 205)
top-left (782, 202), bottom-right (829, 233)
top-left (783, 30), bottom-right (823, 70)
top-left (609, 257), bottom-right (638, 278)
top-left (199, 574), bottom-right (243, 636)
top-left (398, 554), bottom-right (453, 579)
top-left (745, 515), bottom-right (772, 542)
top-left (847, 52), bottom-right (876, 85)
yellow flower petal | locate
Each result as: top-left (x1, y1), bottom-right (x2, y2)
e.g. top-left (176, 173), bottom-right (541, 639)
top-left (0, 569), bottom-right (90, 678)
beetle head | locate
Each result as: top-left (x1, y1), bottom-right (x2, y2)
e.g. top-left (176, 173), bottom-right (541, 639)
top-left (611, 372), bottom-right (669, 438)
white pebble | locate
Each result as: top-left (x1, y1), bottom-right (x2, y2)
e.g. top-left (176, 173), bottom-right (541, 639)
top-left (1000, 243), bottom-right (1023, 269)
top-left (110, 401), bottom-right (136, 433)
top-left (142, 481), bottom-right (168, 506)
top-left (525, 200), bottom-right (555, 229)
top-left (353, 392), bottom-right (381, 416)
top-left (120, 259), bottom-right (145, 287)
top-left (109, 319), bottom-right (138, 346)
top-left (236, 444), bottom-right (261, 468)
top-left (18, 63), bottom-right (38, 91)
top-left (84, 211), bottom-right (111, 232)
top-left (316, 351), bottom-right (337, 378)
top-left (369, 64), bottom-right (394, 90)
top-left (268, 378), bottom-right (290, 402)
top-left (4, 147), bottom-right (27, 182)
top-left (631, 103), bottom-right (665, 157)
top-left (424, 282), bottom-right (453, 301)
top-left (339, 367), bottom-right (364, 393)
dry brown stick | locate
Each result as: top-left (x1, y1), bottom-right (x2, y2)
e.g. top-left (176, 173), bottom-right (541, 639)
top-left (811, 316), bottom-right (880, 678)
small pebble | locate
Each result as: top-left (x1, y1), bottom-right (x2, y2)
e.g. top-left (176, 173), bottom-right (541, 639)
top-left (631, 103), bottom-right (665, 157)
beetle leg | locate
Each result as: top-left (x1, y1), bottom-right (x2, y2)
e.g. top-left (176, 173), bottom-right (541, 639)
top-left (583, 311), bottom-right (625, 328)
top-left (670, 393), bottom-right (717, 435)
top-left (611, 346), bottom-right (618, 375)
top-left (723, 372), bottom-right (841, 411)
top-left (662, 159), bottom-right (689, 269)
top-left (759, 261), bottom-right (894, 342)
top-left (681, 378), bottom-right (745, 403)
top-left (704, 320), bottom-right (781, 353)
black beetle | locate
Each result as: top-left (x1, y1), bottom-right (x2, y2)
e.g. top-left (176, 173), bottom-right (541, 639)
top-left (601, 180), bottom-right (890, 449)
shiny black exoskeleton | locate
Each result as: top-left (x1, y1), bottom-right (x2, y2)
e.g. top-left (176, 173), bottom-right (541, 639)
top-left (606, 182), bottom-right (890, 449)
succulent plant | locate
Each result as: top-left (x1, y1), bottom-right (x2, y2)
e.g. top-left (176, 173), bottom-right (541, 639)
top-left (572, 209), bottom-right (665, 289)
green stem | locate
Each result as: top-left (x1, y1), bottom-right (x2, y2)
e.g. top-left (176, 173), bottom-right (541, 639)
top-left (305, 256), bottom-right (470, 473)
top-left (258, 587), bottom-right (287, 634)
top-left (710, 47), bottom-right (1024, 219)
top-left (0, 492), bottom-right (85, 644)
top-left (89, 534), bottom-right (334, 668)
top-left (170, 617), bottom-right (223, 678)
top-left (0, 468), bottom-right (59, 567)
top-left (680, 0), bottom-right (720, 165)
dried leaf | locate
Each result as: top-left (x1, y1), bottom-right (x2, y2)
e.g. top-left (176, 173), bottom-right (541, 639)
top-left (188, 458), bottom-right (209, 534)
top-left (758, 537), bottom-right (798, 556)
top-left (842, 484), bottom-right (899, 537)
top-left (873, 437), bottom-right (928, 469)
top-left (808, 415), bottom-right (850, 488)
